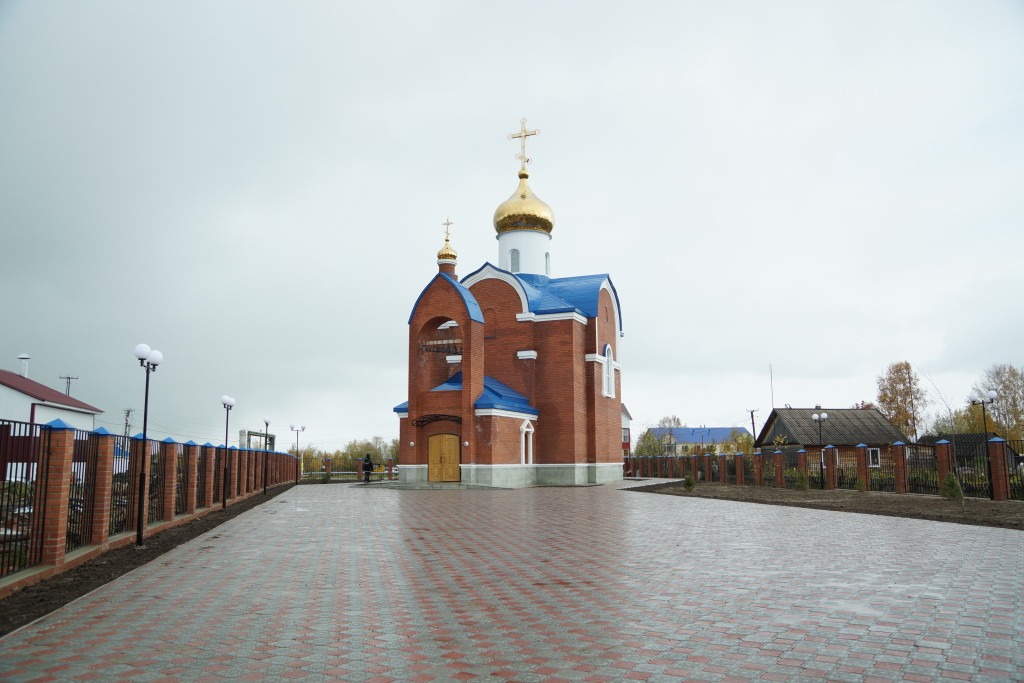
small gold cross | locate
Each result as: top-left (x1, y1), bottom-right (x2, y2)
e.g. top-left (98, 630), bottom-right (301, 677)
top-left (507, 117), bottom-right (540, 170)
top-left (442, 217), bottom-right (453, 240)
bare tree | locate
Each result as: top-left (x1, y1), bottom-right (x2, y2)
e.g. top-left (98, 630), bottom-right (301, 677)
top-left (972, 363), bottom-right (1024, 439)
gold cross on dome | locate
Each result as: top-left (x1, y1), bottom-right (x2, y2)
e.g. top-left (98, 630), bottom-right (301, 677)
top-left (507, 117), bottom-right (540, 170)
top-left (442, 217), bottom-right (453, 240)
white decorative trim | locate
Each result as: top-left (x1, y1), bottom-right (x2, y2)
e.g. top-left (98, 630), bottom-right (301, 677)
top-left (462, 265), bottom-right (530, 313)
top-left (585, 353), bottom-right (605, 364)
top-left (516, 350), bottom-right (538, 360)
top-left (436, 258), bottom-right (457, 266)
top-left (474, 408), bottom-right (540, 420)
top-left (456, 463), bottom-right (621, 469)
top-left (520, 419), bottom-right (535, 465)
top-left (438, 320), bottom-right (459, 329)
top-left (396, 412), bottom-right (408, 419)
top-left (446, 355), bottom-right (462, 364)
top-left (517, 311), bottom-right (587, 324)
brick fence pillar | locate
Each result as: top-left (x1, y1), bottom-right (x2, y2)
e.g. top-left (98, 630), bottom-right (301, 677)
top-left (88, 430), bottom-right (115, 546)
top-left (988, 438), bottom-right (1010, 501)
top-left (935, 440), bottom-right (952, 484)
top-left (856, 444), bottom-right (869, 491)
top-left (203, 445), bottom-right (216, 508)
top-left (185, 442), bottom-right (198, 514)
top-left (736, 453), bottom-right (745, 486)
top-left (227, 448), bottom-right (238, 502)
top-left (718, 454), bottom-right (727, 483)
top-left (892, 442), bottom-right (908, 494)
top-left (324, 456), bottom-right (332, 479)
top-left (753, 452), bottom-right (762, 487)
top-left (774, 450), bottom-right (784, 488)
top-left (40, 422), bottom-right (75, 566)
top-left (825, 446), bottom-right (838, 490)
top-left (161, 440), bottom-right (176, 521)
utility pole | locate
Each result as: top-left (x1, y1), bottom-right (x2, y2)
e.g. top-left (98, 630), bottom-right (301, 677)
top-left (59, 374), bottom-right (79, 396)
top-left (747, 409), bottom-right (758, 441)
top-left (123, 408), bottom-right (134, 437)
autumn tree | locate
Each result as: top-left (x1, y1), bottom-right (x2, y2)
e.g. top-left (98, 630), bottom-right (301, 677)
top-left (656, 415), bottom-right (683, 428)
top-left (876, 361), bottom-right (928, 441)
top-left (633, 428), bottom-right (661, 458)
top-left (972, 363), bottom-right (1024, 440)
top-left (850, 400), bottom-right (876, 410)
top-left (729, 428), bottom-right (754, 454)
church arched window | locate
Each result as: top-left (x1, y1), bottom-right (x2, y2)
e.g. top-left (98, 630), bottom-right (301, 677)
top-left (602, 344), bottom-right (615, 398)
top-left (510, 248), bottom-right (520, 273)
top-left (545, 252), bottom-right (550, 276)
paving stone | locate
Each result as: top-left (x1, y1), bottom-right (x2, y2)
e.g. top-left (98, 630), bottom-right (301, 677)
top-left (0, 483), bottom-right (1021, 682)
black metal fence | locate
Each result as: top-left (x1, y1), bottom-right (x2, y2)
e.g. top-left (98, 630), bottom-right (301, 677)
top-left (807, 450), bottom-right (824, 489)
top-left (66, 429), bottom-right (97, 554)
top-left (109, 434), bottom-right (136, 537)
top-left (0, 421), bottom-right (49, 578)
top-left (950, 442), bottom-right (991, 499)
top-left (742, 456), bottom-right (755, 485)
top-left (869, 446), bottom-right (895, 492)
top-left (760, 452), bottom-right (776, 486)
top-left (174, 444), bottom-right (187, 516)
top-left (836, 448), bottom-right (858, 490)
top-left (196, 447), bottom-right (208, 508)
top-left (783, 450), bottom-right (800, 488)
top-left (147, 440), bottom-right (163, 525)
top-left (906, 444), bottom-right (939, 496)
top-left (724, 455), bottom-right (736, 484)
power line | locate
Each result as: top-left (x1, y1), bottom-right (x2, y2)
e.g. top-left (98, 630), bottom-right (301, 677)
top-left (59, 374), bottom-right (79, 396)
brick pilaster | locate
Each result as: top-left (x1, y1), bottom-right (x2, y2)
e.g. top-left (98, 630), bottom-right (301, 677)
top-left (774, 451), bottom-right (784, 488)
top-left (185, 443), bottom-right (198, 514)
top-left (753, 452), bottom-right (762, 487)
top-left (40, 425), bottom-right (75, 566)
top-left (88, 432), bottom-right (115, 546)
top-left (856, 444), bottom-right (869, 491)
top-left (203, 445), bottom-right (216, 507)
top-left (797, 450), bottom-right (808, 487)
top-left (988, 438), bottom-right (1010, 501)
top-left (934, 440), bottom-right (952, 484)
top-left (892, 442), bottom-right (908, 494)
top-left (825, 446), bottom-right (838, 490)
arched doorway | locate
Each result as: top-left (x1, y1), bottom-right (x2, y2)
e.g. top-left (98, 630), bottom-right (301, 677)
top-left (428, 434), bottom-right (461, 482)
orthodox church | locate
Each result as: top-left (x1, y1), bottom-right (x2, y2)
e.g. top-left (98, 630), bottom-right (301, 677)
top-left (394, 120), bottom-right (623, 487)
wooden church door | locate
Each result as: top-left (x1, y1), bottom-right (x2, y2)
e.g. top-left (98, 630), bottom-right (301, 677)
top-left (428, 434), bottom-right (461, 482)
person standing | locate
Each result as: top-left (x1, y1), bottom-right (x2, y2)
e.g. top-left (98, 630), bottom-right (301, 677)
top-left (362, 454), bottom-right (373, 484)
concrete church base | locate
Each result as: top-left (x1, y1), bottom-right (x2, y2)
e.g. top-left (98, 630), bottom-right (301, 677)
top-left (395, 463), bottom-right (623, 488)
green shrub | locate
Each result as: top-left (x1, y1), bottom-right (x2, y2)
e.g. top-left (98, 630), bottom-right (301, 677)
top-left (940, 473), bottom-right (963, 501)
top-left (682, 475), bottom-right (696, 491)
top-left (795, 471), bottom-right (808, 491)
top-left (855, 477), bottom-right (867, 492)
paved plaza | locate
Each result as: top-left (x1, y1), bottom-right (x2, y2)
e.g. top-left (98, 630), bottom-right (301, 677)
top-left (1, 482), bottom-right (1021, 682)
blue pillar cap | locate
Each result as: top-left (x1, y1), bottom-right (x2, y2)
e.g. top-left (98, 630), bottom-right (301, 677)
top-left (93, 427), bottom-right (114, 436)
top-left (893, 441), bottom-right (906, 446)
top-left (856, 443), bottom-right (868, 448)
top-left (43, 418), bottom-right (76, 430)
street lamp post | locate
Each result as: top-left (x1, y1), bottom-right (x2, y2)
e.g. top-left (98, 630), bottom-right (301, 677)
top-left (969, 390), bottom-right (998, 492)
top-left (263, 417), bottom-right (271, 495)
top-left (220, 395), bottom-right (235, 509)
top-left (133, 343), bottom-right (163, 546)
top-left (290, 424), bottom-right (306, 481)
top-left (812, 411), bottom-right (828, 490)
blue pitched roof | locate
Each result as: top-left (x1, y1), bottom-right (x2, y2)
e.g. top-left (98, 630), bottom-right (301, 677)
top-left (408, 273), bottom-right (484, 324)
top-left (393, 372), bottom-right (538, 416)
top-left (649, 427), bottom-right (751, 443)
top-left (462, 263), bottom-right (622, 332)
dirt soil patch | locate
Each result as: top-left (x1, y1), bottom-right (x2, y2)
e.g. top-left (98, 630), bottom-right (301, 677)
top-left (631, 481), bottom-right (1024, 530)
top-left (0, 484), bottom-right (296, 638)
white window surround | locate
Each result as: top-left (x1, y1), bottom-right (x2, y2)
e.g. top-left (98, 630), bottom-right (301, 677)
top-left (396, 412), bottom-right (408, 419)
top-left (868, 447), bottom-right (881, 468)
top-left (446, 355), bottom-right (462, 364)
top-left (520, 420), bottom-right (535, 465)
top-left (517, 350), bottom-right (538, 360)
top-left (602, 344), bottom-right (615, 398)
top-left (462, 265), bottom-right (530, 312)
top-left (510, 248), bottom-right (520, 273)
top-left (516, 311), bottom-right (588, 325)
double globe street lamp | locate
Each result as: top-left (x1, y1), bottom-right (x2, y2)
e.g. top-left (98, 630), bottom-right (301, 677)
top-left (812, 411), bottom-right (828, 490)
top-left (221, 395), bottom-right (236, 509)
top-left (263, 417), bottom-right (271, 495)
top-left (291, 424), bottom-right (306, 481)
top-left (133, 343), bottom-right (163, 546)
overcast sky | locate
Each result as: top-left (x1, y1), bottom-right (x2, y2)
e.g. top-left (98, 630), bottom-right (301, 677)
top-left (1, 1), bottom-right (1021, 449)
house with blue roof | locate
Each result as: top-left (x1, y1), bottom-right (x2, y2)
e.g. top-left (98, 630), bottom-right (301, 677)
top-left (648, 427), bottom-right (753, 455)
top-left (395, 120), bottom-right (624, 487)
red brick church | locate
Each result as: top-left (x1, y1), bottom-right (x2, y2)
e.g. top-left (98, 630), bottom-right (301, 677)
top-left (394, 120), bottom-right (624, 487)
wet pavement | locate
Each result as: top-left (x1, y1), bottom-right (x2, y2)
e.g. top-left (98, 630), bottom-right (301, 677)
top-left (1, 481), bottom-right (1022, 682)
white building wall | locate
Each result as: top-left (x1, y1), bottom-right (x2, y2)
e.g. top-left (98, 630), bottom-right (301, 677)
top-left (497, 230), bottom-right (552, 275)
top-left (0, 384), bottom-right (97, 430)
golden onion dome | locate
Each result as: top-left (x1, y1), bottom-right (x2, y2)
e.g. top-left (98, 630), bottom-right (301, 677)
top-left (436, 235), bottom-right (457, 261)
top-left (493, 169), bottom-right (554, 234)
